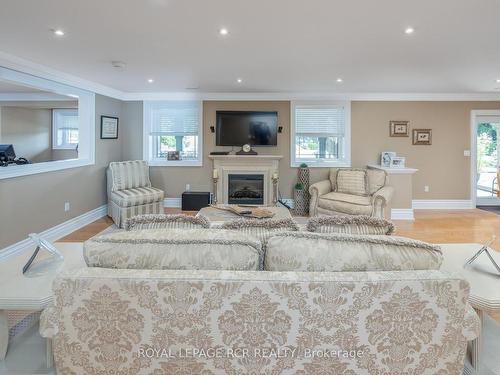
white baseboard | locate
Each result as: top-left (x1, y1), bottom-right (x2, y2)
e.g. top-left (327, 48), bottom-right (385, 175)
top-left (391, 209), bottom-right (415, 220)
top-left (412, 200), bottom-right (474, 209)
top-left (164, 198), bottom-right (182, 208)
top-left (0, 204), bottom-right (108, 261)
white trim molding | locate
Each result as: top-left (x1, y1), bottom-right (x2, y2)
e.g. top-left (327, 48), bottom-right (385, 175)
top-left (391, 209), bottom-right (415, 220)
top-left (412, 200), bottom-right (474, 209)
top-left (164, 198), bottom-right (182, 208)
top-left (0, 205), bottom-right (107, 261)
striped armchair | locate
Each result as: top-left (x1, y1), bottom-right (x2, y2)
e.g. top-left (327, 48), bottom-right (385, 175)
top-left (107, 160), bottom-right (164, 228)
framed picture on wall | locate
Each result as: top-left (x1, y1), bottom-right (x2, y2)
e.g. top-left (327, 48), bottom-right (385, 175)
top-left (100, 116), bottom-right (119, 139)
top-left (412, 129), bottom-right (432, 145)
top-left (389, 121), bottom-right (409, 137)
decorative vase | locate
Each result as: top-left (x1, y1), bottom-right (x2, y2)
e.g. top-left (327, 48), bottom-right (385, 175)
top-left (297, 166), bottom-right (310, 214)
top-left (294, 188), bottom-right (308, 216)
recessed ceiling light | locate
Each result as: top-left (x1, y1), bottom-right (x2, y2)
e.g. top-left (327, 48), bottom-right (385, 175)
top-left (336, 78), bottom-right (343, 83)
top-left (404, 27), bottom-right (415, 34)
top-left (219, 28), bottom-right (229, 36)
top-left (53, 29), bottom-right (65, 36)
top-left (237, 78), bottom-right (243, 83)
top-left (496, 79), bottom-right (500, 83)
top-left (147, 78), bottom-right (154, 83)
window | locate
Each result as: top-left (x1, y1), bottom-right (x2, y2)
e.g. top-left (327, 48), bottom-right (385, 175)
top-left (291, 102), bottom-right (351, 167)
top-left (143, 101), bottom-right (203, 166)
top-left (52, 109), bottom-right (79, 149)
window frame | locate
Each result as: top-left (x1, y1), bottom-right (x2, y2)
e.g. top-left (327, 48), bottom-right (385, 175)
top-left (0, 67), bottom-right (95, 180)
top-left (143, 100), bottom-right (203, 167)
top-left (52, 108), bottom-right (79, 150)
top-left (290, 101), bottom-right (351, 168)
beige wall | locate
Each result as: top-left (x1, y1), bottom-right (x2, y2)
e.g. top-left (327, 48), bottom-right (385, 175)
top-left (123, 100), bottom-right (500, 202)
top-left (0, 106), bottom-right (53, 163)
top-left (351, 101), bottom-right (500, 199)
top-left (0, 94), bottom-right (124, 249)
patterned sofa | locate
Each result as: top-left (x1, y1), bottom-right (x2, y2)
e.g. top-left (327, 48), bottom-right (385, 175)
top-left (107, 160), bottom-right (165, 228)
top-left (40, 229), bottom-right (480, 374)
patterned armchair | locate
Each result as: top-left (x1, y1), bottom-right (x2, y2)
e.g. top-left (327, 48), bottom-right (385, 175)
top-left (107, 160), bottom-right (164, 228)
top-left (309, 167), bottom-right (394, 218)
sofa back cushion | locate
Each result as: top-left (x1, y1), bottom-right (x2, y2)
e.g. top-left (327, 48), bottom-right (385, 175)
top-left (306, 215), bottom-right (395, 235)
top-left (264, 232), bottom-right (442, 272)
top-left (125, 214), bottom-right (209, 231)
top-left (367, 168), bottom-right (387, 194)
top-left (84, 229), bottom-right (261, 271)
top-left (109, 160), bottom-right (151, 190)
top-left (335, 169), bottom-right (368, 196)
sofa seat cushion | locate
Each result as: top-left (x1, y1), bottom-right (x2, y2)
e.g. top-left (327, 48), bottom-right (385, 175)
top-left (110, 187), bottom-right (164, 207)
top-left (84, 229), bottom-right (262, 271)
top-left (264, 232), bottom-right (443, 272)
top-left (318, 192), bottom-right (373, 215)
top-left (306, 215), bottom-right (395, 235)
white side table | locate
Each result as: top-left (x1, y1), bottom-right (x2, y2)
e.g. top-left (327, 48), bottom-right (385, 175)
top-left (0, 243), bottom-right (85, 363)
top-left (439, 243), bottom-right (500, 375)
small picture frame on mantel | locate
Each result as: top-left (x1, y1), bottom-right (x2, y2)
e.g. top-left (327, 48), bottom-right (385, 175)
top-left (389, 121), bottom-right (409, 137)
top-left (100, 116), bottom-right (119, 139)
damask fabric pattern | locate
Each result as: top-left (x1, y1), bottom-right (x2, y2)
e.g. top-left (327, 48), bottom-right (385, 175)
top-left (125, 214), bottom-right (210, 231)
top-left (45, 268), bottom-right (473, 375)
top-left (84, 229), bottom-right (262, 271)
top-left (265, 232), bottom-right (443, 272)
top-left (306, 215), bottom-right (395, 235)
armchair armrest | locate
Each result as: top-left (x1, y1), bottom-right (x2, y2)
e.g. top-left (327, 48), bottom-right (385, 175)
top-left (39, 305), bottom-right (58, 339)
top-left (309, 180), bottom-right (332, 197)
top-left (463, 304), bottom-right (480, 341)
top-left (372, 185), bottom-right (394, 206)
top-left (308, 180), bottom-right (332, 216)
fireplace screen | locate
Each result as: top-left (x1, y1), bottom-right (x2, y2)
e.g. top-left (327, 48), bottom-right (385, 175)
top-left (228, 174), bottom-right (264, 205)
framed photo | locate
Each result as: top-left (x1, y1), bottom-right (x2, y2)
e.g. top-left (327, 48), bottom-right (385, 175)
top-left (381, 151), bottom-right (396, 167)
top-left (100, 116), bottom-right (119, 139)
top-left (390, 156), bottom-right (406, 168)
top-left (390, 121), bottom-right (409, 137)
top-left (413, 129), bottom-right (432, 145)
top-left (167, 151), bottom-right (180, 161)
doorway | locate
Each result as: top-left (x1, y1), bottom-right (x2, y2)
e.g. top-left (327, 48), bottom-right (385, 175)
top-left (471, 111), bottom-right (500, 206)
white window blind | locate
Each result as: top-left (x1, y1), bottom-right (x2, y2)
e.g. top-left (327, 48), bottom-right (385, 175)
top-left (144, 101), bottom-right (202, 166)
top-left (292, 102), bottom-right (350, 167)
top-left (52, 109), bottom-right (79, 149)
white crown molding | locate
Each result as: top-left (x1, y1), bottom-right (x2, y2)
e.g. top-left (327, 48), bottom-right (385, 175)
top-left (0, 92), bottom-right (75, 101)
top-left (0, 205), bottom-right (107, 262)
top-left (0, 51), bottom-right (124, 100)
top-left (391, 208), bottom-right (415, 221)
top-left (412, 200), bottom-right (474, 209)
top-left (3, 51), bottom-right (500, 102)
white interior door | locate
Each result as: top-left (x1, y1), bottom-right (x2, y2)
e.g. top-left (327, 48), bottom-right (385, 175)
top-left (473, 112), bottom-right (500, 206)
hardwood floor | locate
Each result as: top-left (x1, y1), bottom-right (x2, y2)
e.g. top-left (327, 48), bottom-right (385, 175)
top-left (59, 208), bottom-right (500, 322)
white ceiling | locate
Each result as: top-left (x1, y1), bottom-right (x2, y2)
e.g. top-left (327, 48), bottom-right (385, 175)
top-left (1, 0), bottom-right (500, 94)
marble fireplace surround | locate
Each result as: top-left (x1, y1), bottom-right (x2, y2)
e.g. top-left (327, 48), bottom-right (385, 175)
top-left (209, 155), bottom-right (282, 206)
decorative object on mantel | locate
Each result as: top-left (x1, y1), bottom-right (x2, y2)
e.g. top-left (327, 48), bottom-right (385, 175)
top-left (464, 236), bottom-right (500, 274)
top-left (389, 120), bottom-right (409, 137)
top-left (236, 143), bottom-right (258, 155)
top-left (271, 171), bottom-right (279, 205)
top-left (381, 151), bottom-right (396, 167)
top-left (390, 156), bottom-right (406, 168)
top-left (209, 204), bottom-right (275, 219)
top-left (413, 129), bottom-right (432, 145)
top-left (297, 163), bottom-right (310, 213)
top-left (293, 182), bottom-right (308, 216)
top-left (212, 169), bottom-right (219, 204)
top-left (100, 115), bottom-right (119, 139)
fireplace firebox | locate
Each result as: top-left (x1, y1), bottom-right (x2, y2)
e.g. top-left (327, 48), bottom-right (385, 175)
top-left (228, 174), bottom-right (264, 205)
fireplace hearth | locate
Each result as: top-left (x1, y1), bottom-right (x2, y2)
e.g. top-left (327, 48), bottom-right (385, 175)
top-left (228, 174), bottom-right (264, 205)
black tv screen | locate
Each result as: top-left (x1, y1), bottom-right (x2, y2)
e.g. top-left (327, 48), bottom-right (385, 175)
top-left (216, 111), bottom-right (278, 146)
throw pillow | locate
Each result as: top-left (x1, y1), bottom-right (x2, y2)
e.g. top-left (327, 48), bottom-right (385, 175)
top-left (336, 169), bottom-right (369, 196)
top-left (306, 215), bottom-right (395, 235)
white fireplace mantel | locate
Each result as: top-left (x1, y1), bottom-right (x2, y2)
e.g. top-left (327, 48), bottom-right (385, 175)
top-left (209, 155), bottom-right (283, 205)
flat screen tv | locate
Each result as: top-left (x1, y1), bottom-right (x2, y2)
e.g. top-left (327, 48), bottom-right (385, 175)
top-left (216, 111), bottom-right (278, 146)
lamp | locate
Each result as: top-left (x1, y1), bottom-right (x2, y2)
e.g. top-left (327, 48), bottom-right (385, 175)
top-left (212, 169), bottom-right (219, 205)
top-left (271, 171), bottom-right (279, 205)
